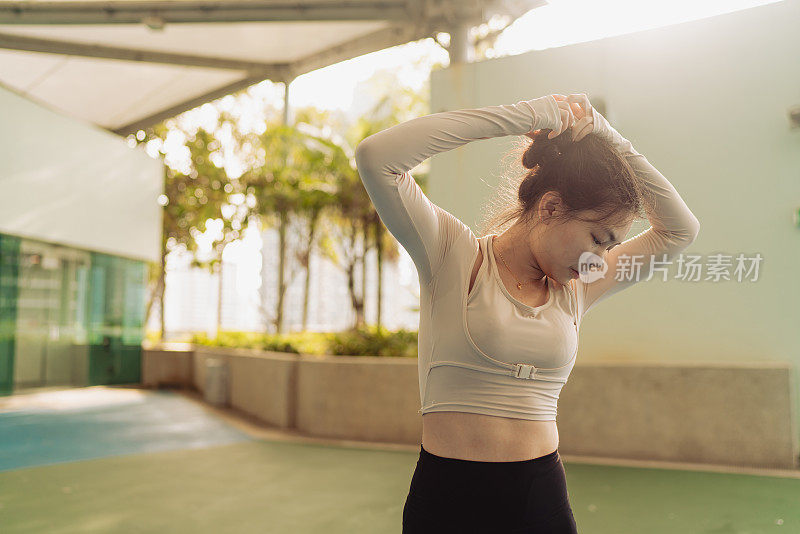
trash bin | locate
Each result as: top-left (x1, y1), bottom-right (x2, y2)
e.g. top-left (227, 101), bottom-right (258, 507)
top-left (204, 358), bottom-right (228, 407)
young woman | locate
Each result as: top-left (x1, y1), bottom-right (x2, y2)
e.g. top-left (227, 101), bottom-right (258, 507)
top-left (355, 93), bottom-right (700, 532)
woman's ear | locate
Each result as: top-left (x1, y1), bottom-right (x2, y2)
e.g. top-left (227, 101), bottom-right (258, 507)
top-left (537, 191), bottom-right (565, 225)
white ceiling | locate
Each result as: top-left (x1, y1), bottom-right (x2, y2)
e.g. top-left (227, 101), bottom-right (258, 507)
top-left (0, 47), bottom-right (246, 128)
top-left (0, 1), bottom-right (545, 135)
top-left (0, 21), bottom-right (389, 63)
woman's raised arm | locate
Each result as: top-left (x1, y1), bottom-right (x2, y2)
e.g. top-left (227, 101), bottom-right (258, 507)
top-left (354, 95), bottom-right (562, 285)
top-left (565, 94), bottom-right (701, 323)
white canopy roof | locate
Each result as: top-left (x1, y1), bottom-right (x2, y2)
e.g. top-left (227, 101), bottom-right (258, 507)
top-left (0, 0), bottom-right (544, 135)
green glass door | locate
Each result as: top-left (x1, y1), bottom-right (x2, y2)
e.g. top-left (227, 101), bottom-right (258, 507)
top-left (13, 240), bottom-right (91, 391)
top-left (88, 253), bottom-right (146, 385)
top-left (0, 234), bottom-right (20, 396)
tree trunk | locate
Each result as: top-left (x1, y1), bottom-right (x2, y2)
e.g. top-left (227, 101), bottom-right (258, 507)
top-left (275, 213), bottom-right (288, 334)
top-left (159, 239), bottom-right (167, 341)
top-left (216, 258), bottom-right (224, 339)
top-left (144, 263), bottom-right (157, 333)
top-left (375, 221), bottom-right (384, 330)
top-left (301, 254), bottom-right (310, 332)
top-left (301, 221), bottom-right (317, 333)
top-left (346, 261), bottom-right (359, 328)
top-left (360, 223), bottom-right (368, 327)
top-left (149, 272), bottom-right (163, 339)
top-left (344, 223), bottom-right (363, 329)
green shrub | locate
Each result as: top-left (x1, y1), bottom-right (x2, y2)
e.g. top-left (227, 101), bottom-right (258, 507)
top-left (326, 325), bottom-right (418, 358)
top-left (259, 334), bottom-right (301, 354)
top-left (188, 326), bottom-right (418, 358)
top-left (192, 331), bottom-right (264, 349)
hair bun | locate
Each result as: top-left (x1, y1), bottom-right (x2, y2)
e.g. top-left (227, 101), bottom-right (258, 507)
top-left (522, 129), bottom-right (564, 170)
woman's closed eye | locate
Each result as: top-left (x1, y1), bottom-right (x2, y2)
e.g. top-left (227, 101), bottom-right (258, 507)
top-left (592, 234), bottom-right (614, 250)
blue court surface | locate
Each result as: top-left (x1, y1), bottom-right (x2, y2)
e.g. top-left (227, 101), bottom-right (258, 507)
top-left (0, 386), bottom-right (253, 472)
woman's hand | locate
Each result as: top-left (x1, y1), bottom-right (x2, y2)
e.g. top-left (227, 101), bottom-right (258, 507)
top-left (523, 93), bottom-right (595, 142)
top-left (524, 95), bottom-right (577, 140)
top-left (554, 93), bottom-right (595, 142)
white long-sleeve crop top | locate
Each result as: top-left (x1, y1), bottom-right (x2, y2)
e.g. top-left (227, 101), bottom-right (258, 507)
top-left (354, 97), bottom-right (700, 421)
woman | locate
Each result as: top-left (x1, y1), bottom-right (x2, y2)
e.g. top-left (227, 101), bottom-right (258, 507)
top-left (354, 93), bottom-right (700, 533)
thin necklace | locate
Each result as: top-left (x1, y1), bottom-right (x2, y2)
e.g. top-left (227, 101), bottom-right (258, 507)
top-left (494, 235), bottom-right (543, 290)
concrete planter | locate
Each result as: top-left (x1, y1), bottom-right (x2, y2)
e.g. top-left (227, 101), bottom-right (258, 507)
top-left (141, 345), bottom-right (798, 469)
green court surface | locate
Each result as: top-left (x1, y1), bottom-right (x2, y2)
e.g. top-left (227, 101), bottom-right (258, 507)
top-left (1, 389), bottom-right (799, 533)
top-left (3, 439), bottom-right (800, 533)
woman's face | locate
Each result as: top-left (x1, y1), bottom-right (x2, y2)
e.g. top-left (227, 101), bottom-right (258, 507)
top-left (526, 193), bottom-right (634, 286)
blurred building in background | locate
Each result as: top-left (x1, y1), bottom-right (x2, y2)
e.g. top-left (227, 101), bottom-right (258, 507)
top-left (0, 85), bottom-right (163, 396)
top-left (151, 226), bottom-right (421, 338)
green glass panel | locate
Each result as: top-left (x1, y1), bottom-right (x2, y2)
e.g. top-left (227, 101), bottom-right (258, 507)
top-left (0, 234), bottom-right (21, 396)
top-left (87, 252), bottom-right (146, 386)
top-left (87, 255), bottom-right (107, 347)
top-left (122, 259), bottom-right (146, 346)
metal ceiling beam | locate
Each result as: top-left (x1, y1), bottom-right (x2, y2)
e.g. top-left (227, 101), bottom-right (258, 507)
top-left (111, 72), bottom-right (285, 135)
top-left (0, 31), bottom-right (288, 72)
top-left (0, 1), bottom-right (413, 25)
top-left (111, 21), bottom-right (435, 135)
top-left (290, 23), bottom-right (428, 78)
top-left (0, 0), bottom-right (547, 71)
top-left (0, 0), bottom-right (535, 26)
top-left (92, 0), bottom-right (548, 135)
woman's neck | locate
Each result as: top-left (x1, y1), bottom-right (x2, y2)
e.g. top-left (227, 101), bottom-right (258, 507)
top-left (493, 223), bottom-right (546, 285)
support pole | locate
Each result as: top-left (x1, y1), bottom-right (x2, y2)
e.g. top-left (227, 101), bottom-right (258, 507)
top-left (448, 19), bottom-right (472, 64)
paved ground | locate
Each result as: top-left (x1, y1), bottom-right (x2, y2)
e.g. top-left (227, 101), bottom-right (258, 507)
top-left (0, 386), bottom-right (798, 533)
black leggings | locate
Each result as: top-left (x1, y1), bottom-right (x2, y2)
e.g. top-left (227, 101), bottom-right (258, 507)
top-left (402, 444), bottom-right (578, 533)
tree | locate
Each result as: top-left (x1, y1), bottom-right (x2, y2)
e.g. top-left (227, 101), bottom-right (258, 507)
top-left (240, 122), bottom-right (341, 334)
top-left (346, 71), bottom-right (435, 330)
top-left (182, 124), bottom-right (245, 338)
top-left (136, 120), bottom-right (238, 340)
top-left (289, 132), bottom-right (342, 331)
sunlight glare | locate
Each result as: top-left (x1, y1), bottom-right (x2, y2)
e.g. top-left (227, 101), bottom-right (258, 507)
top-left (495, 0), bottom-right (785, 53)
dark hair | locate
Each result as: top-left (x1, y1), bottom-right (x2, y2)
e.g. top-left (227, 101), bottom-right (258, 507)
top-left (477, 127), bottom-right (654, 237)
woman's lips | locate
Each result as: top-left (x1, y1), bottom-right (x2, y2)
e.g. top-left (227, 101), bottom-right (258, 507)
top-left (570, 267), bottom-right (579, 278)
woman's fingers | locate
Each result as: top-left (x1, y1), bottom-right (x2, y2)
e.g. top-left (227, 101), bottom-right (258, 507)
top-left (569, 101), bottom-right (584, 120)
top-left (566, 93), bottom-right (592, 118)
top-left (564, 109), bottom-right (574, 136)
top-left (559, 93), bottom-right (595, 141)
top-left (549, 107), bottom-right (571, 138)
top-left (571, 117), bottom-right (594, 142)
top-left (571, 115), bottom-right (589, 131)
top-left (536, 95), bottom-right (593, 140)
top-left (566, 93), bottom-right (589, 104)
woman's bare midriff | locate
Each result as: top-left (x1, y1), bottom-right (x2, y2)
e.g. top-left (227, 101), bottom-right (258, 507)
top-left (421, 411), bottom-right (559, 462)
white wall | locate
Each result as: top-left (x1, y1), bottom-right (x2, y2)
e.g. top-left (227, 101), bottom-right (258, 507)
top-left (0, 84), bottom-right (163, 262)
top-left (428, 1), bottom-right (800, 370)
